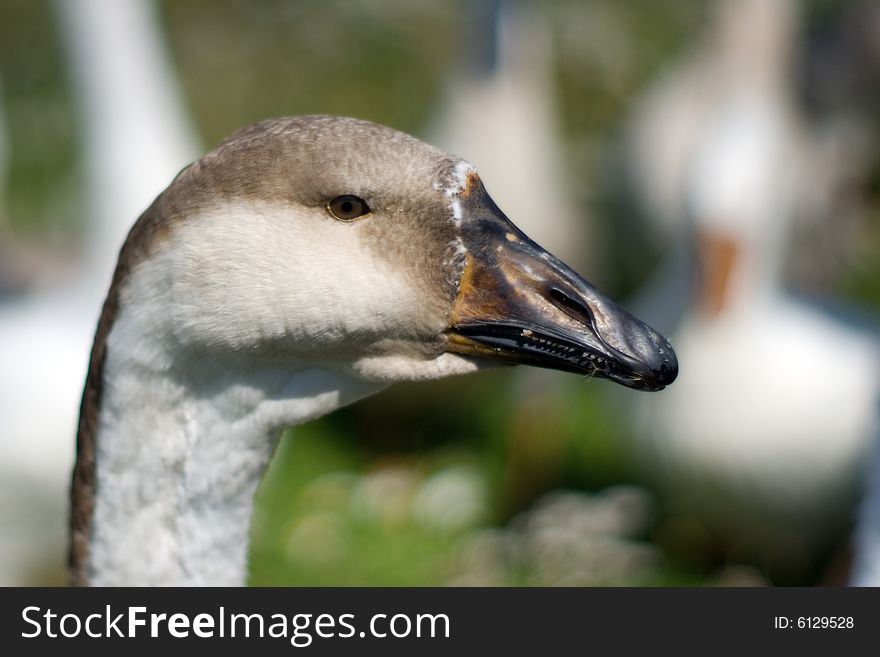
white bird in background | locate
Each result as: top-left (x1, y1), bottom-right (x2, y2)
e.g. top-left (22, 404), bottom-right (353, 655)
top-left (429, 0), bottom-right (585, 270)
top-left (622, 0), bottom-right (880, 580)
top-left (55, 0), bottom-right (200, 288)
top-left (0, 0), bottom-right (198, 584)
top-left (429, 0), bottom-right (590, 415)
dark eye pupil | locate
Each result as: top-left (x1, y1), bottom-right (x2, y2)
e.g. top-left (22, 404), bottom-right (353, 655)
top-left (328, 195), bottom-right (369, 221)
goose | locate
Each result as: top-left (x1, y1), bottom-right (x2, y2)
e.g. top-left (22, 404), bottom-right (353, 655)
top-left (0, 0), bottom-right (198, 584)
top-left (429, 0), bottom-right (589, 439)
top-left (430, 0), bottom-right (584, 268)
top-left (69, 114), bottom-right (677, 586)
top-left (55, 0), bottom-right (200, 287)
top-left (623, 0), bottom-right (880, 579)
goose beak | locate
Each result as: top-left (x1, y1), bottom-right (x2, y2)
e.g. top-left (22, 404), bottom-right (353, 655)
top-left (445, 181), bottom-right (677, 391)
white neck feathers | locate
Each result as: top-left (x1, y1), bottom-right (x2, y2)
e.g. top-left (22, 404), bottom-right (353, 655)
top-left (84, 205), bottom-right (389, 584)
top-left (89, 354), bottom-right (379, 585)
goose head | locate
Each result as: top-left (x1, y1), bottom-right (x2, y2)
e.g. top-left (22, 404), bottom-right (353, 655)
top-left (73, 115), bottom-right (678, 586)
top-left (138, 115), bottom-right (676, 391)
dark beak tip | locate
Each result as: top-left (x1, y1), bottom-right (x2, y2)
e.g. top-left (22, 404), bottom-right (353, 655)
top-left (624, 365), bottom-right (677, 392)
top-left (652, 365), bottom-right (678, 389)
top-left (650, 345), bottom-right (678, 387)
top-left (610, 328), bottom-right (678, 391)
top-left (622, 338), bottom-right (677, 391)
top-left (659, 344), bottom-right (678, 375)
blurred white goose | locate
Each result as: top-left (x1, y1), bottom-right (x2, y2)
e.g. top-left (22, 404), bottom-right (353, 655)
top-left (625, 0), bottom-right (880, 575)
top-left (56, 0), bottom-right (200, 287)
top-left (0, 0), bottom-right (198, 584)
top-left (430, 0), bottom-right (584, 268)
top-left (69, 114), bottom-right (677, 586)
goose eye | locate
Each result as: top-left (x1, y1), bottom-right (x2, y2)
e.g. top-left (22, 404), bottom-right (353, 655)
top-left (327, 195), bottom-right (370, 221)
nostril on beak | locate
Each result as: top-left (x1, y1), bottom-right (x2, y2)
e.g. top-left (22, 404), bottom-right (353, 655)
top-left (549, 288), bottom-right (593, 327)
